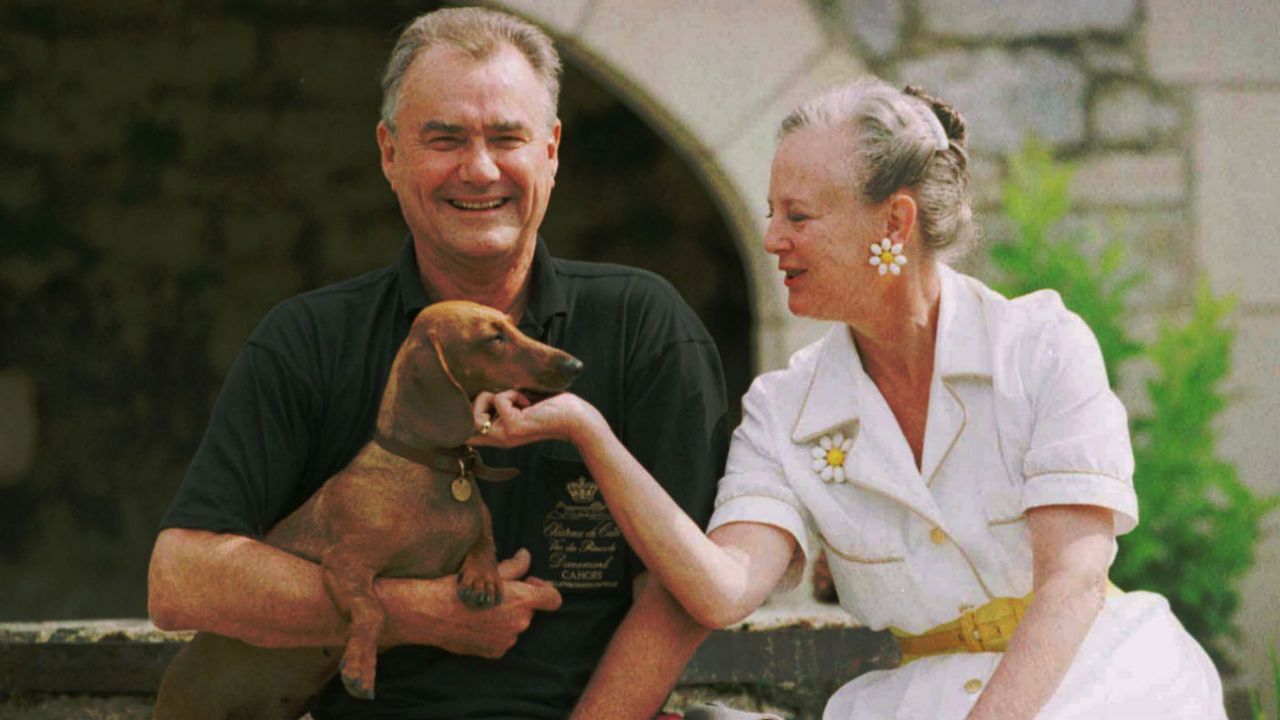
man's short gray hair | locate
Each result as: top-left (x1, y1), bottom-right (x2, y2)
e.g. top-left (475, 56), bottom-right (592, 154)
top-left (779, 77), bottom-right (979, 260)
top-left (380, 7), bottom-right (563, 133)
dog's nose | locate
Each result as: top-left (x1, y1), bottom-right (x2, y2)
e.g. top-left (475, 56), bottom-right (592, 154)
top-left (561, 357), bottom-right (584, 377)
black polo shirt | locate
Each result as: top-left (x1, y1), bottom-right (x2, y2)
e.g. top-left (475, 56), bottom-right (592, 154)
top-left (161, 237), bottom-right (729, 719)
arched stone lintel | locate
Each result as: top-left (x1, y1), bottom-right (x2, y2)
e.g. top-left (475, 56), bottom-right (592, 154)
top-left (489, 0), bottom-right (865, 373)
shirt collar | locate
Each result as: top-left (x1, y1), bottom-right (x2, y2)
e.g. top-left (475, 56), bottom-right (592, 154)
top-left (520, 236), bottom-right (569, 335)
top-left (394, 235), bottom-right (569, 332)
top-left (395, 236), bottom-right (431, 317)
top-left (790, 264), bottom-right (991, 443)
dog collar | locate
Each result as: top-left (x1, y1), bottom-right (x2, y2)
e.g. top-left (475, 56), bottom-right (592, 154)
top-left (371, 433), bottom-right (520, 484)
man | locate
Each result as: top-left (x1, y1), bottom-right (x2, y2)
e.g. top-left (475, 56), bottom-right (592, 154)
top-left (147, 7), bottom-right (728, 719)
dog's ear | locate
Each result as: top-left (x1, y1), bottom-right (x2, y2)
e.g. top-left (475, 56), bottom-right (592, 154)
top-left (386, 330), bottom-right (476, 447)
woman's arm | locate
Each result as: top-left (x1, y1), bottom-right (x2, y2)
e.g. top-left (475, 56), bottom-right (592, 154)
top-left (474, 391), bottom-right (796, 627)
top-left (964, 504), bottom-right (1114, 720)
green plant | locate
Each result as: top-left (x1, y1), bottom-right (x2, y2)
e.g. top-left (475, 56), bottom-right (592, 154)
top-left (990, 138), bottom-right (1279, 669)
top-left (991, 139), bottom-right (1144, 383)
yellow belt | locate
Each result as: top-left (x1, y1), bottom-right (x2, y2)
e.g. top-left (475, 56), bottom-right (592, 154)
top-left (891, 581), bottom-right (1122, 664)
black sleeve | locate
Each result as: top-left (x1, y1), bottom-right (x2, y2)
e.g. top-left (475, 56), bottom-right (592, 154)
top-left (619, 279), bottom-right (729, 575)
top-left (159, 333), bottom-right (320, 538)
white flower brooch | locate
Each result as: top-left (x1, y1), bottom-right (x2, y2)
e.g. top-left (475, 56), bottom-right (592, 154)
top-left (869, 239), bottom-right (907, 276)
top-left (811, 432), bottom-right (853, 483)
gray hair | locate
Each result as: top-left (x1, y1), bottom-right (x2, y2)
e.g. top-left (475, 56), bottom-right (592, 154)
top-left (779, 77), bottom-right (979, 260)
top-left (380, 7), bottom-right (563, 133)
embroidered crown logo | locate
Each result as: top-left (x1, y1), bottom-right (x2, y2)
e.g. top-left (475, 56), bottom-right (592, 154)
top-left (566, 476), bottom-right (599, 504)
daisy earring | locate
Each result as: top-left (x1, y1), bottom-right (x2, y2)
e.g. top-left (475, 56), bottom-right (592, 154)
top-left (869, 238), bottom-right (908, 276)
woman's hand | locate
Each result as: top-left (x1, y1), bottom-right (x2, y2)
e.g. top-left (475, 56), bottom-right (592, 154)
top-left (469, 390), bottom-right (605, 448)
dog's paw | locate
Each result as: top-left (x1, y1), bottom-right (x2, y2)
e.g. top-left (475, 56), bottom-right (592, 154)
top-left (457, 572), bottom-right (503, 609)
top-left (340, 657), bottom-right (376, 700)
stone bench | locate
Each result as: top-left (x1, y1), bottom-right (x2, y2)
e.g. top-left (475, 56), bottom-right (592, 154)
top-left (0, 605), bottom-right (897, 719)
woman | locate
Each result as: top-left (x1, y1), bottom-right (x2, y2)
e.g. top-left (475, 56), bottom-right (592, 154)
top-left (473, 77), bottom-right (1225, 719)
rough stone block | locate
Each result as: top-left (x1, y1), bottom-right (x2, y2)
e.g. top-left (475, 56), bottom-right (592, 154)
top-left (489, 0), bottom-right (593, 36)
top-left (1058, 208), bottom-right (1196, 309)
top-left (0, 370), bottom-right (37, 482)
top-left (0, 165), bottom-right (44, 212)
top-left (270, 107), bottom-right (377, 172)
top-left (271, 27), bottom-right (386, 107)
top-left (54, 35), bottom-right (181, 98)
top-left (1080, 39), bottom-right (1138, 75)
top-left (1091, 81), bottom-right (1182, 146)
top-left (1219, 311), bottom-right (1280, 708)
top-left (836, 0), bottom-right (904, 60)
top-left (1220, 314), bottom-right (1280, 500)
top-left (918, 0), bottom-right (1137, 40)
top-left (716, 48), bottom-right (866, 242)
top-left (754, 318), bottom-right (794, 374)
top-left (784, 315), bottom-right (831, 361)
top-left (83, 204), bottom-right (207, 274)
top-left (181, 19), bottom-right (257, 87)
top-left (1145, 0), bottom-right (1280, 85)
top-left (1238, 507), bottom-right (1280, 720)
top-left (898, 48), bottom-right (1087, 154)
top-left (40, 0), bottom-right (181, 29)
top-left (1194, 89), bottom-right (1280, 305)
top-left (581, 0), bottom-right (826, 149)
top-left (0, 31), bottom-right (51, 77)
top-left (1069, 152), bottom-right (1185, 207)
top-left (968, 153), bottom-right (1005, 210)
top-left (9, 36), bottom-right (179, 156)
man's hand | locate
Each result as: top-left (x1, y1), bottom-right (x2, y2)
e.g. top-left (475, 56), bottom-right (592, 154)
top-left (377, 548), bottom-right (563, 658)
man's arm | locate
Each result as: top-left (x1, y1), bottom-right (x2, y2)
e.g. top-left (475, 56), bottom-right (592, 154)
top-left (570, 574), bottom-right (712, 720)
top-left (148, 528), bottom-right (561, 656)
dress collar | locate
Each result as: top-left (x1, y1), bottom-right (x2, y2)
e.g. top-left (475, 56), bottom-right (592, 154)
top-left (790, 264), bottom-right (991, 444)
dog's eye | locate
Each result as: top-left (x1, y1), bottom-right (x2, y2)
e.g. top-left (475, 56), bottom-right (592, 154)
top-left (488, 332), bottom-right (506, 345)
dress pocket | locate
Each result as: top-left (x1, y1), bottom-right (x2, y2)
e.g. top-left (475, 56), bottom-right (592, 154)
top-left (979, 461), bottom-right (1034, 589)
top-left (818, 520), bottom-right (912, 629)
top-left (531, 454), bottom-right (629, 594)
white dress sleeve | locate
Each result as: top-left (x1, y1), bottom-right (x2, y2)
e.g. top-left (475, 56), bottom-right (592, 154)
top-left (707, 377), bottom-right (813, 590)
top-left (1020, 310), bottom-right (1140, 534)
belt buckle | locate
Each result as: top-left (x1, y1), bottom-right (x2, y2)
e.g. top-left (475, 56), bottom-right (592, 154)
top-left (972, 596), bottom-right (1024, 652)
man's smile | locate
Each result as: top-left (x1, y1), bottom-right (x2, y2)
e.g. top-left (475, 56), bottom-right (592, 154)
top-left (448, 198), bottom-right (509, 211)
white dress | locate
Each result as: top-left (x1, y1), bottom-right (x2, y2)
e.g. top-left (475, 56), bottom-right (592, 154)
top-left (707, 267), bottom-right (1225, 720)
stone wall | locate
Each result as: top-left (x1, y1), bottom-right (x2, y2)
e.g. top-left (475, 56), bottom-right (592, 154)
top-left (0, 0), bottom-right (749, 621)
top-left (1, 0), bottom-right (1276, 715)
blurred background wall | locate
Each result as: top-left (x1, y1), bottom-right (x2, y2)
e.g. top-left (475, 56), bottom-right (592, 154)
top-left (1, 0), bottom-right (1276, 711)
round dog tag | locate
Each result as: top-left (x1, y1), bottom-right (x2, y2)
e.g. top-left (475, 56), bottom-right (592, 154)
top-left (451, 477), bottom-right (473, 502)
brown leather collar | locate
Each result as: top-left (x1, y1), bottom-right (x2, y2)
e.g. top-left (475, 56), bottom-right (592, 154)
top-left (372, 433), bottom-right (519, 482)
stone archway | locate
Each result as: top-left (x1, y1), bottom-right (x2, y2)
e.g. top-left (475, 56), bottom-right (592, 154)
top-left (488, 0), bottom-right (867, 373)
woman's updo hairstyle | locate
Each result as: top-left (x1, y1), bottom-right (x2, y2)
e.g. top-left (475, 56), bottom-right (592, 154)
top-left (778, 77), bottom-right (979, 260)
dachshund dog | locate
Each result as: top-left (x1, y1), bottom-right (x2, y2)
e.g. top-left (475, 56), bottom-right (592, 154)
top-left (153, 300), bottom-right (583, 720)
